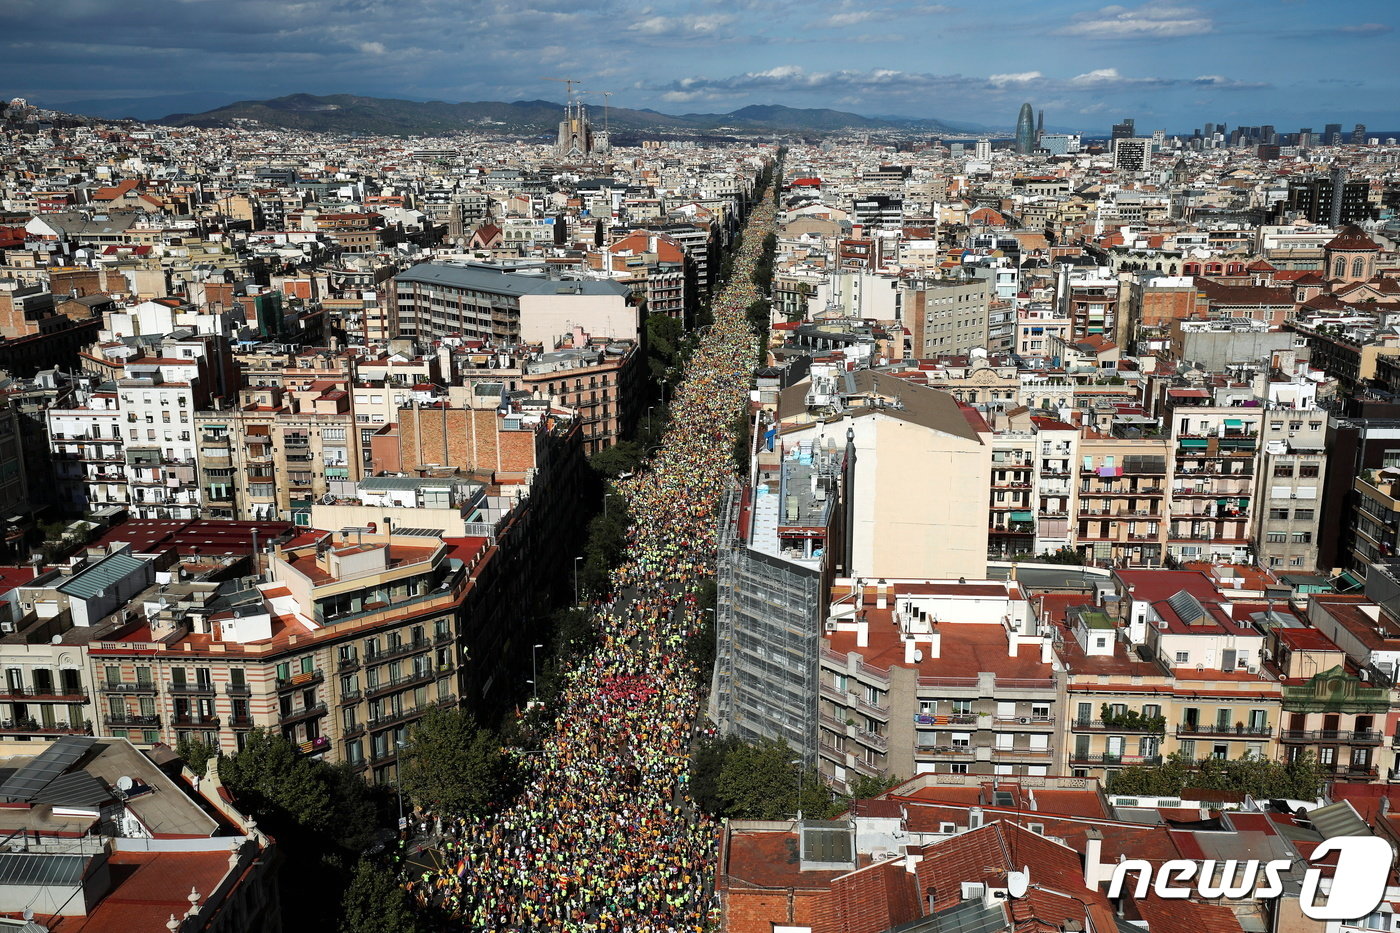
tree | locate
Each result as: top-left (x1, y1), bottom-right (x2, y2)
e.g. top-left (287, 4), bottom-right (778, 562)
top-left (398, 707), bottom-right (516, 818)
top-left (588, 440), bottom-right (642, 479)
top-left (696, 736), bottom-right (837, 820)
top-left (1106, 751), bottom-right (1326, 800)
top-left (176, 735), bottom-right (217, 776)
top-left (844, 772), bottom-right (904, 802)
top-left (339, 858), bottom-right (421, 933)
top-left (220, 728), bottom-right (335, 835)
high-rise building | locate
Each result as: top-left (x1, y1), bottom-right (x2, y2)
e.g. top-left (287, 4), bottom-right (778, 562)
top-left (1113, 137), bottom-right (1151, 173)
top-left (1111, 117), bottom-right (1136, 140)
top-left (1324, 123), bottom-right (1343, 145)
top-left (1299, 127), bottom-right (1314, 148)
top-left (1040, 133), bottom-right (1080, 156)
top-left (1352, 123), bottom-right (1368, 145)
top-left (1283, 168), bottom-right (1371, 226)
top-left (1036, 108), bottom-right (1044, 144)
top-left (1015, 103), bottom-right (1035, 155)
top-left (974, 137), bottom-right (992, 161)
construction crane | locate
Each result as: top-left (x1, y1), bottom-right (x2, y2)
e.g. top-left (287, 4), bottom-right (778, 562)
top-left (542, 77), bottom-right (580, 105)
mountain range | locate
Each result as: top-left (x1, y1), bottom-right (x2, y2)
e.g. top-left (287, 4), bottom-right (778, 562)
top-left (141, 93), bottom-right (982, 137)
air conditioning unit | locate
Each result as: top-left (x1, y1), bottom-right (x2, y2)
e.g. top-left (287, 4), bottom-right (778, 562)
top-left (824, 620), bottom-right (837, 632)
top-left (1018, 717), bottom-right (1031, 724)
top-left (0, 622), bottom-right (14, 634)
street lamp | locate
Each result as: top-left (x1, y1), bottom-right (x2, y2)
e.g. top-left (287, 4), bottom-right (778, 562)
top-left (791, 756), bottom-right (804, 820)
top-left (395, 739), bottom-right (409, 834)
top-left (604, 492), bottom-right (618, 519)
top-left (531, 643), bottom-right (544, 702)
top-left (573, 555), bottom-right (582, 605)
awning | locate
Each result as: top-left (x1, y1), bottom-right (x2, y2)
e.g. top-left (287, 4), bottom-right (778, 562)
top-left (1180, 438), bottom-right (1209, 448)
top-left (1010, 511), bottom-right (1033, 521)
top-left (1225, 419), bottom-right (1244, 427)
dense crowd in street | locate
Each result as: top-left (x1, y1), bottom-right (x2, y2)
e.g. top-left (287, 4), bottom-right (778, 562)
top-left (404, 180), bottom-right (779, 931)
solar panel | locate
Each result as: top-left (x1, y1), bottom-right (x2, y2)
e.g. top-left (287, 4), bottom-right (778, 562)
top-left (1166, 589), bottom-right (1205, 625)
top-left (0, 736), bottom-right (97, 803)
top-left (0, 852), bottom-right (89, 887)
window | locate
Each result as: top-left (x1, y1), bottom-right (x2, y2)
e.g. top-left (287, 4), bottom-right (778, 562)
top-left (952, 699), bottom-right (972, 715)
top-left (1292, 532), bottom-right (1312, 543)
top-left (1269, 508), bottom-right (1290, 520)
top-left (1295, 509), bottom-right (1315, 521)
top-left (1266, 532), bottom-right (1287, 543)
top-left (1273, 464), bottom-right (1294, 478)
top-left (1174, 651), bottom-right (1189, 663)
top-left (950, 763), bottom-right (969, 774)
top-left (1299, 463), bottom-right (1319, 478)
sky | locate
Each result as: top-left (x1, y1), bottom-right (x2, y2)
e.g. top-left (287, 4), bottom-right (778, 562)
top-left (4, 0), bottom-right (1398, 132)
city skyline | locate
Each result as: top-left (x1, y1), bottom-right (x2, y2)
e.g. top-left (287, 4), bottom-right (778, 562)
top-left (3, 0), bottom-right (1398, 131)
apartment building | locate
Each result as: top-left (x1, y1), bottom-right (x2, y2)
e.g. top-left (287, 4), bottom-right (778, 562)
top-left (714, 447), bottom-right (844, 766)
top-left (88, 530), bottom-right (474, 780)
top-left (818, 578), bottom-right (1058, 791)
top-left (1271, 626), bottom-right (1389, 782)
top-left (1254, 416), bottom-right (1327, 570)
top-left (390, 261), bottom-right (637, 344)
top-left (1166, 404), bottom-right (1262, 563)
top-left (1076, 434), bottom-right (1169, 567)
top-left (904, 277), bottom-right (993, 357)
top-left (773, 368), bottom-right (991, 580)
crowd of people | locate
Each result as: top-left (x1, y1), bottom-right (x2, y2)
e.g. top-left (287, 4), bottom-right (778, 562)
top-left (404, 180), bottom-right (780, 931)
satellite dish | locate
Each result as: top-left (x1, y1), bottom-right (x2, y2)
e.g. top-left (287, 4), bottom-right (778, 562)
top-left (50, 635), bottom-right (61, 645)
top-left (116, 776), bottom-right (134, 793)
top-left (1007, 867), bottom-right (1030, 899)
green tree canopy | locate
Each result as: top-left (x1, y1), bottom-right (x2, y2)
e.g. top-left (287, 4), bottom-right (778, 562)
top-left (398, 707), bottom-right (517, 817)
top-left (693, 735), bottom-right (836, 820)
top-left (339, 858), bottom-right (421, 933)
top-left (220, 728), bottom-right (335, 835)
top-left (176, 735), bottom-right (217, 777)
top-left (1106, 751), bottom-right (1325, 800)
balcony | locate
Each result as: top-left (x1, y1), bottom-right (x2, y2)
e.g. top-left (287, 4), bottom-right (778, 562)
top-left (1069, 753), bottom-right (1162, 766)
top-left (337, 656), bottom-right (361, 673)
top-left (0, 686), bottom-right (88, 704)
top-left (167, 681), bottom-right (216, 696)
top-left (229, 713), bottom-right (253, 728)
top-left (993, 716), bottom-right (1056, 729)
top-left (172, 713), bottom-right (221, 728)
top-left (1176, 724), bottom-right (1271, 738)
top-left (279, 702), bottom-right (327, 724)
top-left (0, 719), bottom-right (92, 736)
top-left (1327, 764), bottom-right (1378, 781)
top-left (276, 669), bottom-right (323, 692)
top-left (1281, 729), bottom-right (1382, 745)
top-left (104, 714), bottom-right (161, 729)
top-left (225, 683), bottom-right (251, 697)
top-left (915, 744), bottom-right (975, 757)
top-left (364, 639), bottom-right (432, 665)
top-left (1073, 719), bottom-right (1164, 734)
top-left (99, 681), bottom-right (158, 695)
top-left (854, 730), bottom-right (888, 752)
top-left (365, 669), bottom-right (437, 700)
top-left (297, 736), bottom-right (330, 757)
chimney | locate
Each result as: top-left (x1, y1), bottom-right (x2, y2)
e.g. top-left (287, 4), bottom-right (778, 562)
top-left (856, 611), bottom-right (869, 649)
top-left (1083, 828), bottom-right (1104, 888)
top-left (876, 579), bottom-right (888, 610)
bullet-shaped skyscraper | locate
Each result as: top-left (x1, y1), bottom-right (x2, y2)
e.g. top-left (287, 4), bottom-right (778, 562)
top-left (1015, 103), bottom-right (1035, 155)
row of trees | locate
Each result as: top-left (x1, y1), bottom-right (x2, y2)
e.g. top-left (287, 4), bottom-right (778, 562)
top-left (1106, 750), bottom-right (1326, 800)
top-left (213, 714), bottom-right (517, 933)
top-left (691, 735), bottom-right (900, 821)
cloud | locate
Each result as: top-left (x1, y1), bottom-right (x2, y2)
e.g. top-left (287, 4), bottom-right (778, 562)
top-left (653, 63), bottom-right (1266, 105)
top-left (1069, 67), bottom-right (1168, 86)
top-left (988, 71), bottom-right (1042, 85)
top-left (357, 41), bottom-right (386, 54)
top-left (1057, 4), bottom-right (1213, 38)
top-left (1333, 22), bottom-right (1391, 35)
top-left (626, 14), bottom-right (735, 38)
top-left (1191, 74), bottom-right (1268, 89)
top-left (822, 10), bottom-right (879, 26)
